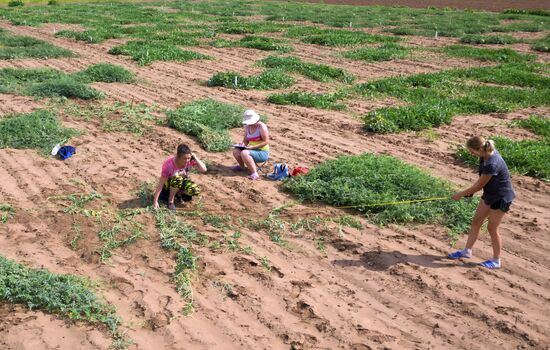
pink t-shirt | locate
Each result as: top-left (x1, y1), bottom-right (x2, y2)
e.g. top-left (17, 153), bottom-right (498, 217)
top-left (161, 157), bottom-right (197, 178)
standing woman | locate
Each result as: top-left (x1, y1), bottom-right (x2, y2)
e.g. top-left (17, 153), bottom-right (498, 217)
top-left (231, 109), bottom-right (269, 180)
top-left (448, 136), bottom-right (515, 269)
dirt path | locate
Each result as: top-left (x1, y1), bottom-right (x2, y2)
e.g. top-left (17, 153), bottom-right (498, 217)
top-left (0, 19), bottom-right (549, 350)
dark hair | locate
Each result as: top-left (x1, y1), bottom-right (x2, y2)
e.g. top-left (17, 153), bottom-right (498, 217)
top-left (176, 144), bottom-right (191, 157)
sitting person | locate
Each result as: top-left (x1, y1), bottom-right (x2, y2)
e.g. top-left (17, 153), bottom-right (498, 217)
top-left (153, 143), bottom-right (207, 210)
top-left (231, 109), bottom-right (269, 180)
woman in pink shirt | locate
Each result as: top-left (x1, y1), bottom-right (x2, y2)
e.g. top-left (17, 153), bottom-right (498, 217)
top-left (153, 144), bottom-right (207, 210)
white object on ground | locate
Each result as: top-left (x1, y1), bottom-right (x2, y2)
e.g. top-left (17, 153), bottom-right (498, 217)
top-left (51, 143), bottom-right (61, 156)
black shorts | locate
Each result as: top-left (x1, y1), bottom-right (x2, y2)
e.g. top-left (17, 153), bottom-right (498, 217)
top-left (483, 197), bottom-right (512, 213)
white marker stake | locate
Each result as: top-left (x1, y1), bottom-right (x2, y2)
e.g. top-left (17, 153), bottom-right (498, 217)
top-left (435, 31), bottom-right (438, 39)
top-left (234, 76), bottom-right (238, 87)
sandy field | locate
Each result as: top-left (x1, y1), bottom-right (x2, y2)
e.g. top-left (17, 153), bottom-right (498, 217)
top-left (0, 5), bottom-right (549, 350)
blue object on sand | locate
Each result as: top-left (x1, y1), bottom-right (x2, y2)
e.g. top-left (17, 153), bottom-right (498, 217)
top-left (57, 145), bottom-right (76, 160)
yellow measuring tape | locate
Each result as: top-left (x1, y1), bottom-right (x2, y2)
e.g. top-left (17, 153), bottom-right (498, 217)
top-left (333, 196), bottom-right (450, 210)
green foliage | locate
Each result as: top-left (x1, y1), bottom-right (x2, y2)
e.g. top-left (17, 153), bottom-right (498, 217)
top-left (297, 29), bottom-right (399, 47)
top-left (284, 153), bottom-right (477, 235)
top-left (108, 41), bottom-right (210, 66)
top-left (74, 64), bottom-right (136, 84)
top-left (0, 110), bottom-right (77, 154)
top-left (0, 255), bottom-right (121, 335)
top-left (459, 34), bottom-right (518, 45)
top-left (441, 45), bottom-right (534, 63)
top-left (0, 29), bottom-right (73, 59)
top-left (210, 35), bottom-right (292, 52)
top-left (358, 63), bottom-right (550, 133)
top-left (97, 209), bottom-right (146, 262)
top-left (257, 55), bottom-right (354, 83)
top-left (26, 77), bottom-right (103, 99)
top-left (56, 99), bottom-right (159, 136)
top-left (532, 33), bottom-right (550, 52)
top-left (216, 21), bottom-right (290, 34)
top-left (267, 91), bottom-right (346, 110)
top-left (8, 0), bottom-right (24, 7)
top-left (511, 115), bottom-right (550, 138)
top-left (207, 69), bottom-right (295, 90)
top-left (153, 210), bottom-right (201, 314)
top-left (457, 115), bottom-right (550, 181)
top-left (342, 43), bottom-right (410, 62)
top-left (56, 28), bottom-right (121, 43)
top-left (0, 204), bottom-right (14, 224)
top-left (167, 99), bottom-right (245, 151)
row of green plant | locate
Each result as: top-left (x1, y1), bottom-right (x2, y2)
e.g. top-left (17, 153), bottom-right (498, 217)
top-left (440, 45), bottom-right (535, 63)
top-left (257, 55), bottom-right (355, 83)
top-left (167, 98), bottom-right (249, 152)
top-left (210, 35), bottom-right (293, 52)
top-left (0, 255), bottom-right (129, 348)
top-left (0, 28), bottom-right (73, 59)
top-left (0, 110), bottom-right (77, 154)
top-left (53, 99), bottom-right (160, 136)
top-left (267, 91), bottom-right (347, 110)
top-left (285, 26), bottom-right (400, 46)
top-left (0, 64), bottom-right (135, 100)
top-left (359, 63), bottom-right (549, 133)
top-left (260, 62), bottom-right (548, 135)
top-left (207, 69), bottom-right (295, 90)
top-left (170, 0), bottom-right (550, 37)
top-left (342, 43), bottom-right (411, 62)
top-left (456, 115), bottom-right (550, 181)
top-left (284, 153), bottom-right (478, 240)
top-left (153, 209), bottom-right (202, 315)
top-left (108, 40), bottom-right (210, 66)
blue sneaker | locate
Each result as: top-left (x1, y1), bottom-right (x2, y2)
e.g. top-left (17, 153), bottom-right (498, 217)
top-left (479, 259), bottom-right (500, 269)
top-left (448, 250), bottom-right (471, 259)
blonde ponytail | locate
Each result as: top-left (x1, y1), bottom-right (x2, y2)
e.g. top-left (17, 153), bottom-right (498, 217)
top-left (466, 136), bottom-right (495, 152)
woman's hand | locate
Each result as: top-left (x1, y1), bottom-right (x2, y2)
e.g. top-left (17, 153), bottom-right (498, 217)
top-left (452, 192), bottom-right (463, 201)
top-left (153, 201), bottom-right (160, 209)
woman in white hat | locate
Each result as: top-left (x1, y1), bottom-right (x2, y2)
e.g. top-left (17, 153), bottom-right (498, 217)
top-left (231, 109), bottom-right (270, 180)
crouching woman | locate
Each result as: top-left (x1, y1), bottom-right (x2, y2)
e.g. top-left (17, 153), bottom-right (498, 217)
top-left (153, 144), bottom-right (207, 210)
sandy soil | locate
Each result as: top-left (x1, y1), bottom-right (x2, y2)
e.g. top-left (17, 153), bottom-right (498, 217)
top-left (0, 14), bottom-right (549, 350)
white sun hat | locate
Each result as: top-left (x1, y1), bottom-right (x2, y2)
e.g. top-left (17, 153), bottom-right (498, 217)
top-left (242, 109), bottom-right (260, 125)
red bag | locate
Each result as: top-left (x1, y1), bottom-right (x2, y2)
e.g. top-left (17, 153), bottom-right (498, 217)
top-left (291, 166), bottom-right (309, 177)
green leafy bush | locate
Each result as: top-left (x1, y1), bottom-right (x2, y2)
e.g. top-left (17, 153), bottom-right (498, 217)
top-left (56, 28), bottom-right (121, 43)
top-left (441, 45), bottom-right (534, 63)
top-left (300, 29), bottom-right (399, 46)
top-left (0, 255), bottom-right (120, 331)
top-left (459, 34), bottom-right (518, 45)
top-left (0, 30), bottom-right (73, 59)
top-left (167, 99), bottom-right (245, 151)
top-left (358, 63), bottom-right (550, 133)
top-left (25, 77), bottom-right (103, 100)
top-left (109, 40), bottom-right (210, 66)
top-left (7, 0), bottom-right (24, 7)
top-left (267, 91), bottom-right (346, 110)
top-left (0, 110), bottom-right (78, 154)
top-left (532, 33), bottom-right (550, 52)
top-left (342, 43), bottom-right (410, 62)
top-left (207, 69), bottom-right (295, 90)
top-left (76, 63), bottom-right (136, 83)
top-left (284, 153), bottom-right (477, 234)
top-left (257, 55), bottom-right (355, 83)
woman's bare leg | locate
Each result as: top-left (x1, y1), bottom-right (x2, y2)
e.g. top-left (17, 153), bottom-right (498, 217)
top-left (465, 199), bottom-right (491, 250)
top-left (487, 209), bottom-right (506, 260)
top-left (241, 150), bottom-right (257, 174)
